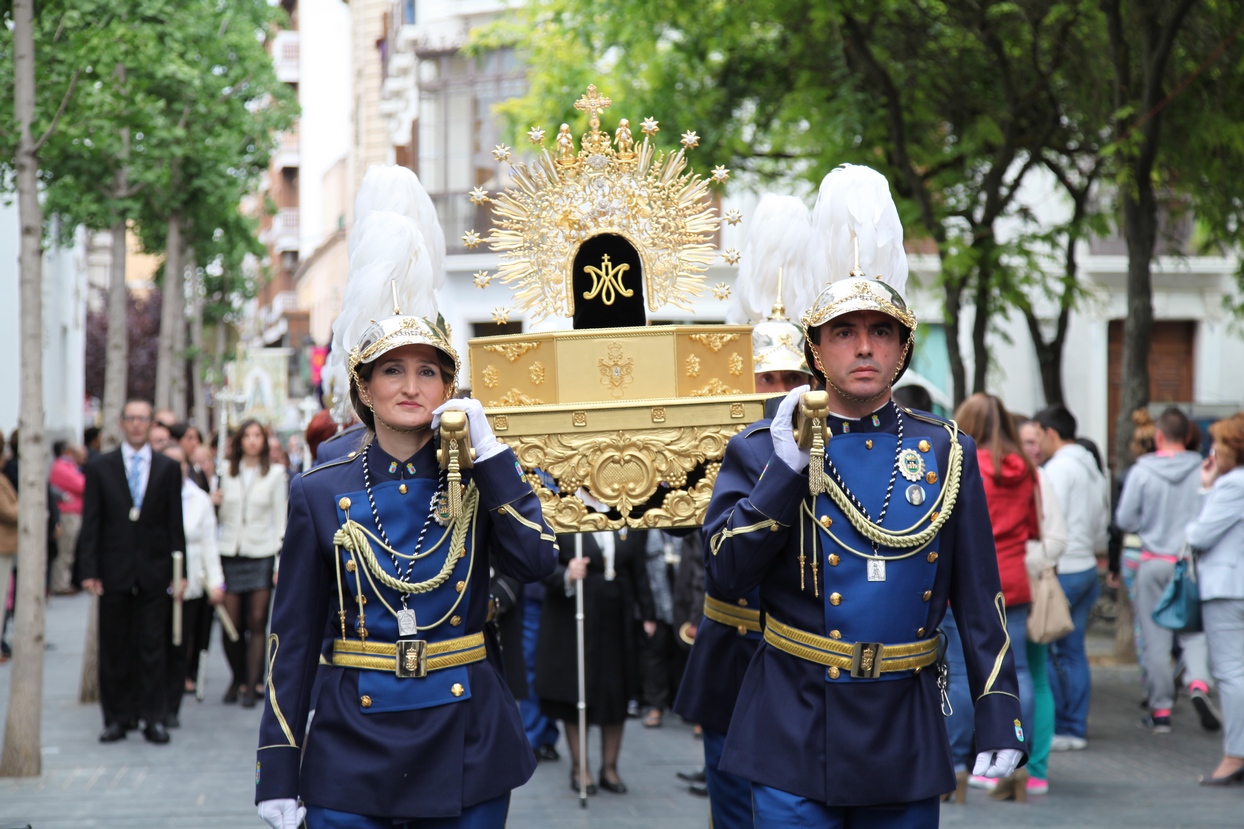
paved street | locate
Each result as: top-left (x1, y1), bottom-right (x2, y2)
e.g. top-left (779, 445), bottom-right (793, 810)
top-left (1, 594), bottom-right (1240, 828)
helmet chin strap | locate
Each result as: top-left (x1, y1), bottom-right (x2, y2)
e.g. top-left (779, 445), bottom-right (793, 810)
top-left (811, 338), bottom-right (912, 406)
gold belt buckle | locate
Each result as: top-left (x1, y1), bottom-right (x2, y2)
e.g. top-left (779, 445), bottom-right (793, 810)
top-left (395, 639), bottom-right (428, 679)
top-left (850, 642), bottom-right (884, 679)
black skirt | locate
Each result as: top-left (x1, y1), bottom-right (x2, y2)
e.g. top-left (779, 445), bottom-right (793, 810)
top-left (221, 555), bottom-right (274, 594)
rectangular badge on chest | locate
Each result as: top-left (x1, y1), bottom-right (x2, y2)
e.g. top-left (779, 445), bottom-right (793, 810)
top-left (867, 559), bottom-right (886, 582)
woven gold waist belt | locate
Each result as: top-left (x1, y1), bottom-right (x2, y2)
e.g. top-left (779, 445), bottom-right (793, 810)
top-left (703, 595), bottom-right (763, 635)
top-left (764, 617), bottom-right (938, 679)
top-left (331, 632), bottom-right (486, 679)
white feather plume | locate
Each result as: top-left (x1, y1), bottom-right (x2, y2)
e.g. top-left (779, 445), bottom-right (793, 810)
top-left (811, 164), bottom-right (908, 296)
top-left (348, 164), bottom-right (446, 290)
top-left (328, 210), bottom-right (436, 372)
top-left (726, 194), bottom-right (818, 324)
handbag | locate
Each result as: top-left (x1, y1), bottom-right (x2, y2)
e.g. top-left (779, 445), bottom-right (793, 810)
top-left (1026, 481), bottom-right (1075, 643)
top-left (1151, 550), bottom-right (1202, 634)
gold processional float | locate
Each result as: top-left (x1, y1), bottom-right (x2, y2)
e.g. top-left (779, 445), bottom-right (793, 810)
top-left (454, 85), bottom-right (778, 533)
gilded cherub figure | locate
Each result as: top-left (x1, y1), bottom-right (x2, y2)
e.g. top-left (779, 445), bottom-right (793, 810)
top-left (556, 124), bottom-right (574, 160)
top-left (614, 118), bottom-right (634, 154)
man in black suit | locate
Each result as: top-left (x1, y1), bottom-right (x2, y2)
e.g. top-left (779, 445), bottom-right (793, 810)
top-left (79, 399), bottom-right (186, 744)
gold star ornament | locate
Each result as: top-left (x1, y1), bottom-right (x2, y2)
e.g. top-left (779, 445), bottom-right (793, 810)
top-left (527, 126), bottom-right (546, 144)
top-left (711, 165), bottom-right (730, 183)
top-left (492, 307), bottom-right (510, 325)
top-left (724, 209), bottom-right (743, 226)
top-left (640, 117), bottom-right (659, 136)
top-left (469, 187), bottom-right (489, 205)
top-left (712, 282), bottom-right (732, 300)
top-left (473, 271), bottom-right (492, 289)
top-left (492, 144), bottom-right (512, 163)
top-left (462, 230), bottom-right (483, 248)
top-left (680, 130), bottom-right (700, 150)
top-left (723, 249), bottom-right (741, 265)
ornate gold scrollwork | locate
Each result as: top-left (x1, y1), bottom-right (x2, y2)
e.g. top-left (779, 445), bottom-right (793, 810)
top-left (488, 389), bottom-right (544, 407)
top-left (690, 378), bottom-right (742, 397)
top-left (598, 342), bottom-right (635, 397)
top-left (483, 342), bottom-right (541, 363)
top-left (688, 332), bottom-right (741, 353)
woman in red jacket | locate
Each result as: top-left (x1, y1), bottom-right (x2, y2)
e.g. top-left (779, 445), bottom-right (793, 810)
top-left (942, 393), bottom-right (1040, 801)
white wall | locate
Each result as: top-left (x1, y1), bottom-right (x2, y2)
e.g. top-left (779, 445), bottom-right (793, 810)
top-left (299, 0), bottom-right (352, 256)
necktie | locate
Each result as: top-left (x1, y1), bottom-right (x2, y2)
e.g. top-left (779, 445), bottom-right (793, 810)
top-left (127, 452), bottom-right (144, 511)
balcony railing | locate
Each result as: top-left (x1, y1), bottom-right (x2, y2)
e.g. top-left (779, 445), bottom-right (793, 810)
top-left (273, 30), bottom-right (299, 84)
top-left (273, 208), bottom-right (300, 254)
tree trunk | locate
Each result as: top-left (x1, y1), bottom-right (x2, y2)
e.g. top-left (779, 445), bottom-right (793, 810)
top-left (101, 219), bottom-right (129, 451)
top-left (190, 251), bottom-right (208, 429)
top-left (945, 273), bottom-right (967, 407)
top-left (970, 255), bottom-right (991, 395)
top-left (1, 0), bottom-right (48, 778)
top-left (1115, 181), bottom-right (1157, 472)
top-left (155, 211), bottom-right (183, 412)
top-left (78, 594), bottom-right (100, 703)
top-left (1022, 306), bottom-right (1068, 408)
top-left (170, 242), bottom-right (189, 420)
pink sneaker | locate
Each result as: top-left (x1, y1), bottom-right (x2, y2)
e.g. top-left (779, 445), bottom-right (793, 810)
top-left (967, 774), bottom-right (998, 791)
top-left (1027, 777), bottom-right (1049, 795)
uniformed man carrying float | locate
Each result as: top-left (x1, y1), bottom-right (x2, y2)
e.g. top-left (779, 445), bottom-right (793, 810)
top-left (673, 193), bottom-right (820, 829)
top-left (255, 168), bottom-right (558, 829)
top-left (705, 165), bottom-right (1026, 827)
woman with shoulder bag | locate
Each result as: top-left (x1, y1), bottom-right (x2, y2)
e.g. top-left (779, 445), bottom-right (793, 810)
top-left (1187, 413), bottom-right (1244, 786)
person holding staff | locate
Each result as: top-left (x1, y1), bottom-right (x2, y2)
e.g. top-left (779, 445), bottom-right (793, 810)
top-left (255, 166), bottom-right (558, 829)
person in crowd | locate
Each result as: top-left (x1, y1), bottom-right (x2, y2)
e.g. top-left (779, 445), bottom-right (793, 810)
top-left (892, 382), bottom-right (934, 414)
top-left (171, 423), bottom-right (211, 492)
top-left (945, 394), bottom-right (1039, 802)
top-left (49, 440), bottom-right (86, 595)
top-left (1109, 410), bottom-right (1156, 673)
top-left (1116, 406), bottom-right (1219, 734)
top-left (638, 531), bottom-right (678, 728)
top-left (191, 444), bottom-right (216, 491)
top-left (1187, 413), bottom-right (1244, 785)
top-left (1012, 414), bottom-right (1068, 797)
top-left (0, 432), bottom-right (16, 664)
top-left (1034, 404), bottom-right (1110, 752)
top-left (267, 433), bottom-right (290, 469)
top-left (148, 421), bottom-right (173, 453)
top-left (537, 527), bottom-right (655, 796)
top-left (705, 166), bottom-right (1024, 825)
top-left (519, 579), bottom-right (561, 762)
top-left (302, 410), bottom-right (339, 467)
top-left (78, 399), bottom-right (186, 744)
top-left (161, 445), bottom-right (224, 724)
top-left (255, 168), bottom-right (558, 828)
top-left (212, 419), bottom-right (287, 707)
top-left (154, 408), bottom-right (178, 429)
top-left (84, 425), bottom-right (102, 464)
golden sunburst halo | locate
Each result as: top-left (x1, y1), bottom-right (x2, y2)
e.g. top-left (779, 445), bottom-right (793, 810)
top-left (680, 130), bottom-right (700, 149)
top-left (473, 271), bottom-right (492, 289)
top-left (469, 187), bottom-right (489, 205)
top-left (640, 117), bottom-right (659, 136)
top-left (712, 282), bottom-right (732, 300)
top-left (492, 306), bottom-right (510, 325)
top-left (711, 165), bottom-right (730, 183)
top-left (462, 230), bottom-right (483, 248)
top-left (527, 126), bottom-right (546, 144)
top-left (492, 144), bottom-right (512, 163)
top-left (723, 249), bottom-right (741, 265)
top-left (724, 209), bottom-right (743, 226)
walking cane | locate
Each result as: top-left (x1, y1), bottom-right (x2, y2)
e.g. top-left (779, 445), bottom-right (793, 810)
top-left (172, 552), bottom-right (184, 647)
top-left (574, 533), bottom-right (589, 809)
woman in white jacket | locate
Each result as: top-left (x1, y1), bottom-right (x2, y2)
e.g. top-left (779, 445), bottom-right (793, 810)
top-left (1188, 413), bottom-right (1244, 785)
top-left (212, 419), bottom-right (287, 707)
top-left (162, 445), bottom-right (224, 721)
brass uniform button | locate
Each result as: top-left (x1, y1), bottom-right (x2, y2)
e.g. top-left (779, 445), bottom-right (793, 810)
top-left (828, 553), bottom-right (840, 566)
top-left (819, 515), bottom-right (832, 529)
top-left (451, 683), bottom-right (465, 697)
top-left (922, 590), bottom-right (932, 601)
top-left (346, 560), bottom-right (356, 573)
top-left (338, 497), bottom-right (352, 510)
top-left (359, 596), bottom-right (367, 605)
top-left (865, 440), bottom-right (873, 450)
top-left (769, 523), bottom-right (780, 532)
top-left (827, 666), bottom-right (840, 679)
top-left (829, 630), bottom-right (842, 640)
top-left (455, 581), bottom-right (467, 593)
top-left (918, 440), bottom-right (931, 453)
top-left (348, 451), bottom-right (358, 459)
top-left (914, 666), bottom-right (922, 675)
top-left (360, 695), bottom-right (372, 708)
top-left (930, 511), bottom-right (939, 523)
top-left (737, 625), bottom-right (748, 636)
top-left (737, 598), bottom-right (748, 607)
top-left (399, 484), bottom-right (408, 495)
top-left (926, 471), bottom-right (938, 484)
top-left (917, 627), bottom-right (926, 637)
top-left (496, 507), bottom-right (506, 515)
top-left (829, 592), bottom-right (842, 606)
top-left (450, 615), bottom-right (462, 627)
top-left (927, 552), bottom-right (938, 563)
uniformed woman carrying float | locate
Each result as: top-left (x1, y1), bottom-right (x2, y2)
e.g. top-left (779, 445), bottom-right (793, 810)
top-left (255, 167), bottom-right (558, 829)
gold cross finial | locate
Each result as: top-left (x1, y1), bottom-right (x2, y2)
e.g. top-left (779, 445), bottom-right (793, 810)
top-left (574, 84), bottom-right (612, 130)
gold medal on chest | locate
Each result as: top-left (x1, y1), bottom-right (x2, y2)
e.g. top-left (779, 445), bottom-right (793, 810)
top-left (899, 448), bottom-right (925, 482)
top-left (433, 491), bottom-right (452, 526)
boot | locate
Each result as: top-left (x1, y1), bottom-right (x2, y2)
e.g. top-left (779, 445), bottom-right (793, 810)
top-left (988, 768), bottom-right (1029, 803)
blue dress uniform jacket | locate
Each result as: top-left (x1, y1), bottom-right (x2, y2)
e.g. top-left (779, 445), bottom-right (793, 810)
top-left (706, 405), bottom-right (1026, 806)
top-left (256, 440), bottom-right (558, 818)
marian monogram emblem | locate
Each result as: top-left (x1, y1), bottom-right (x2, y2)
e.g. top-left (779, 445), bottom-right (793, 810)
top-left (582, 254), bottom-right (634, 306)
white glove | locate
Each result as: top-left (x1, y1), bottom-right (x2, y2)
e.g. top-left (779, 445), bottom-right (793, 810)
top-left (771, 385), bottom-right (811, 473)
top-left (432, 398), bottom-right (505, 462)
top-left (257, 798), bottom-right (305, 829)
top-left (972, 748), bottom-right (1023, 778)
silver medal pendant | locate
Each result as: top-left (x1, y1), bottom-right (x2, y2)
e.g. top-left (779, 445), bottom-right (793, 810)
top-left (868, 558), bottom-right (887, 582)
top-left (906, 484), bottom-right (925, 506)
top-left (396, 608), bottom-right (417, 638)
